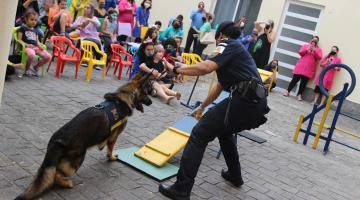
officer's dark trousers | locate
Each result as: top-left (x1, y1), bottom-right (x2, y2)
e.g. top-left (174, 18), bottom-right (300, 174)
top-left (173, 92), bottom-right (267, 193)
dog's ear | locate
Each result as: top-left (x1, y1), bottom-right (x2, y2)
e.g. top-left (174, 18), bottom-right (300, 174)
top-left (131, 72), bottom-right (143, 82)
top-left (137, 72), bottom-right (153, 85)
top-left (104, 92), bottom-right (118, 101)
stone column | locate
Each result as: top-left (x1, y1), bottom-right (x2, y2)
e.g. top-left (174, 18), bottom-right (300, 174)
top-left (0, 0), bottom-right (18, 104)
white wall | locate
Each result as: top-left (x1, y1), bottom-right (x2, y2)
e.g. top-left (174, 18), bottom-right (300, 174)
top-left (257, 0), bottom-right (360, 103)
top-left (0, 0), bottom-right (18, 104)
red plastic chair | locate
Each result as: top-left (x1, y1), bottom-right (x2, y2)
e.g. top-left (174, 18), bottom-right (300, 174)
top-left (48, 36), bottom-right (81, 79)
top-left (106, 44), bottom-right (133, 80)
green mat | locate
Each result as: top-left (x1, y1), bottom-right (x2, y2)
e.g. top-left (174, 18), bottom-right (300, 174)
top-left (115, 147), bottom-right (179, 182)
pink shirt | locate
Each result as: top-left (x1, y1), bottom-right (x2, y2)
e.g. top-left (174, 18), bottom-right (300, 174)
top-left (314, 55), bottom-right (342, 90)
top-left (73, 16), bottom-right (101, 41)
top-left (293, 43), bottom-right (322, 79)
top-left (117, 0), bottom-right (137, 27)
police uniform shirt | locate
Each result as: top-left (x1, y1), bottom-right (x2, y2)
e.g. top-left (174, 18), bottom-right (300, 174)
top-left (210, 39), bottom-right (261, 91)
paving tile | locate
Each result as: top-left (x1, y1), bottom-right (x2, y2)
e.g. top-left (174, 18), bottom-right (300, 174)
top-left (1, 64), bottom-right (360, 199)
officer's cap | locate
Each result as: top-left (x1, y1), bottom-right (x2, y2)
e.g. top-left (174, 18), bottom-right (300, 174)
top-left (215, 21), bottom-right (241, 40)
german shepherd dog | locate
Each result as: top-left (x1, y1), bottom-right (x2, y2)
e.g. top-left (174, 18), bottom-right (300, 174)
top-left (15, 74), bottom-right (153, 200)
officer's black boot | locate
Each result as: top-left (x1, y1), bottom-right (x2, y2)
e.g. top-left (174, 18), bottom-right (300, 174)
top-left (159, 184), bottom-right (190, 200)
top-left (221, 169), bottom-right (244, 187)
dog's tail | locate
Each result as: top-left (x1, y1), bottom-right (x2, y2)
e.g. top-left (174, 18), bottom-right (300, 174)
top-left (15, 144), bottom-right (64, 200)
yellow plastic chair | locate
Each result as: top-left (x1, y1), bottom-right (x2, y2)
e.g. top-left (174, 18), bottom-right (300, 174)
top-left (181, 53), bottom-right (193, 81)
top-left (80, 40), bottom-right (107, 81)
top-left (140, 26), bottom-right (149, 40)
top-left (258, 66), bottom-right (278, 93)
top-left (190, 53), bottom-right (203, 64)
top-left (181, 53), bottom-right (192, 65)
top-left (267, 66), bottom-right (278, 92)
top-left (189, 53), bottom-right (203, 80)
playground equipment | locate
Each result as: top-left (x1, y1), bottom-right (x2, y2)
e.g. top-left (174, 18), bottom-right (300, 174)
top-left (115, 115), bottom-right (198, 181)
top-left (135, 127), bottom-right (190, 167)
top-left (293, 64), bottom-right (358, 153)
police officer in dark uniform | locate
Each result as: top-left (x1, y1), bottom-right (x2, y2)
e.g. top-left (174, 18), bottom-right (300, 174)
top-left (159, 21), bottom-right (270, 200)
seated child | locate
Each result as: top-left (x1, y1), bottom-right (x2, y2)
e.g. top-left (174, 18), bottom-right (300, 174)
top-left (48, 0), bottom-right (73, 36)
top-left (263, 59), bottom-right (278, 91)
top-left (99, 9), bottom-right (118, 61)
top-left (163, 38), bottom-right (184, 83)
top-left (18, 10), bottom-right (52, 76)
top-left (140, 45), bottom-right (181, 104)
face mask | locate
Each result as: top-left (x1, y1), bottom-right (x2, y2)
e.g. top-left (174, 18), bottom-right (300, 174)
top-left (173, 23), bottom-right (180, 29)
top-left (145, 50), bottom-right (154, 57)
top-left (144, 2), bottom-right (151, 8)
top-left (111, 14), bottom-right (117, 19)
top-left (330, 51), bottom-right (337, 56)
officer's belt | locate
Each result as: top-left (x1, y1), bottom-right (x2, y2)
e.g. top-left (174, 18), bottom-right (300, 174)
top-left (231, 77), bottom-right (267, 101)
top-left (224, 77), bottom-right (266, 126)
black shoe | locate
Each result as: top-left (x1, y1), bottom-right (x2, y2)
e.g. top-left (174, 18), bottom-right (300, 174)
top-left (221, 169), bottom-right (244, 187)
top-left (159, 184), bottom-right (190, 200)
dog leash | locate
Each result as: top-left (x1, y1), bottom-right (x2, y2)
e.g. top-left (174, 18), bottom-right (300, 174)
top-left (111, 116), bottom-right (128, 131)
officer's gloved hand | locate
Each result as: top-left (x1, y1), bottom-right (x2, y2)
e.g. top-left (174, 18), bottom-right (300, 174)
top-left (191, 106), bottom-right (204, 120)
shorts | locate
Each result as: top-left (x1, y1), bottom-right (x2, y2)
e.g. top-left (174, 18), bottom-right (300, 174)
top-left (53, 16), bottom-right (73, 34)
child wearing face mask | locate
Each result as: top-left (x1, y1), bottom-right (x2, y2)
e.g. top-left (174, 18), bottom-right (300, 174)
top-left (313, 46), bottom-right (342, 104)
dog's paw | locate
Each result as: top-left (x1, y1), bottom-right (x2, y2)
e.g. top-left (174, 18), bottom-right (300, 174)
top-left (107, 154), bottom-right (118, 161)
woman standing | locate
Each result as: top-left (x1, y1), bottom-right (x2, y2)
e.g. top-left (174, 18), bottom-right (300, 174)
top-left (117, 0), bottom-right (137, 32)
top-left (134, 0), bottom-right (152, 41)
top-left (193, 12), bottom-right (213, 56)
top-left (284, 36), bottom-right (322, 101)
top-left (313, 46), bottom-right (341, 104)
top-left (252, 20), bottom-right (276, 69)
